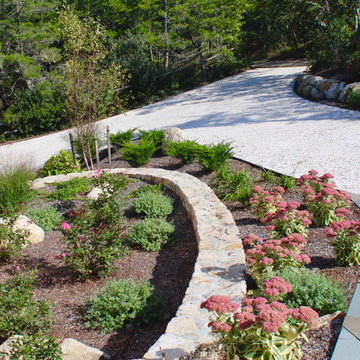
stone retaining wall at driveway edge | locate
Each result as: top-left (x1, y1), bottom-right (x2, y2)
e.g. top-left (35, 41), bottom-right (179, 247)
top-left (32, 168), bottom-right (247, 360)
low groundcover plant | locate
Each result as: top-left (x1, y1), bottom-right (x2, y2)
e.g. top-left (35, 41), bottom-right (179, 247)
top-left (201, 277), bottom-right (319, 360)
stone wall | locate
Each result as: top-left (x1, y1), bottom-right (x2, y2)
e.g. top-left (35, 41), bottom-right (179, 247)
top-left (294, 73), bottom-right (360, 103)
top-left (32, 168), bottom-right (247, 360)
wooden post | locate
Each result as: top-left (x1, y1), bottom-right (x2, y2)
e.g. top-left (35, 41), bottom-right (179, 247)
top-left (69, 133), bottom-right (77, 166)
top-left (95, 138), bottom-right (99, 166)
top-left (107, 126), bottom-right (111, 164)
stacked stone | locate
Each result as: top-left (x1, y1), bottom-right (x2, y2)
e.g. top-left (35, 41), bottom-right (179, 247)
top-left (294, 74), bottom-right (359, 103)
top-left (31, 168), bottom-right (246, 360)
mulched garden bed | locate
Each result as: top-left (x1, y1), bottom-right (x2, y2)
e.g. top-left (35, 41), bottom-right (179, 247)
top-left (2, 148), bottom-right (360, 359)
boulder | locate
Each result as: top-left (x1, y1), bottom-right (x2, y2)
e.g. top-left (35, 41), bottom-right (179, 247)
top-left (86, 187), bottom-right (103, 200)
top-left (310, 87), bottom-right (325, 100)
top-left (162, 127), bottom-right (186, 153)
top-left (60, 338), bottom-right (110, 360)
top-left (337, 82), bottom-right (345, 94)
top-left (325, 83), bottom-right (340, 100)
top-left (302, 85), bottom-right (313, 98)
top-left (338, 83), bottom-right (358, 102)
top-left (13, 215), bottom-right (44, 245)
top-left (319, 79), bottom-right (339, 92)
top-left (306, 75), bottom-right (322, 87)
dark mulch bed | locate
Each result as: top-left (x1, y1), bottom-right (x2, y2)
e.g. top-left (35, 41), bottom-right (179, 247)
top-left (2, 149), bottom-right (360, 359)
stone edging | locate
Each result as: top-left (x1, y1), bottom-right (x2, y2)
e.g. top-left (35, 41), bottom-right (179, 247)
top-left (32, 168), bottom-right (246, 360)
top-left (293, 73), bottom-right (358, 103)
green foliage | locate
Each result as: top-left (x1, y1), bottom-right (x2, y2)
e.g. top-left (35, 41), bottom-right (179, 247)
top-left (0, 271), bottom-right (53, 340)
top-left (110, 128), bottom-right (136, 149)
top-left (61, 173), bottom-right (130, 278)
top-left (122, 139), bottom-right (158, 166)
top-left (26, 206), bottom-right (62, 232)
top-left (47, 177), bottom-right (91, 201)
top-left (8, 333), bottom-right (62, 360)
top-left (133, 191), bottom-right (173, 218)
top-left (164, 140), bottom-right (202, 164)
top-left (39, 150), bottom-right (81, 177)
top-left (130, 184), bottom-right (164, 198)
top-left (279, 174), bottom-right (297, 190)
top-left (346, 89), bottom-right (360, 109)
top-left (85, 278), bottom-right (166, 332)
top-left (3, 80), bottom-right (68, 139)
top-left (138, 129), bottom-right (164, 147)
top-left (261, 168), bottom-right (278, 183)
top-left (127, 218), bottom-right (175, 251)
top-left (276, 268), bottom-right (347, 317)
top-left (0, 217), bottom-right (28, 263)
top-left (215, 164), bottom-right (254, 206)
top-left (0, 165), bottom-right (35, 216)
top-left (198, 142), bottom-right (233, 172)
top-left (73, 133), bottom-right (100, 163)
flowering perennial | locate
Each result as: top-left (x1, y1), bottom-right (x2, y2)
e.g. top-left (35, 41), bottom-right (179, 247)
top-left (298, 170), bottom-right (352, 226)
top-left (261, 200), bottom-right (311, 239)
top-left (250, 185), bottom-right (285, 221)
top-left (245, 233), bottom-right (310, 283)
top-left (201, 279), bottom-right (319, 360)
top-left (325, 220), bottom-right (360, 266)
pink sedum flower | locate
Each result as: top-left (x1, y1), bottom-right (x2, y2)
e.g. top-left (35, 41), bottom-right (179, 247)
top-left (60, 222), bottom-right (71, 230)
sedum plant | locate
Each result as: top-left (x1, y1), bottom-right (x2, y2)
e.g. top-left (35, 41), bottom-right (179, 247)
top-left (298, 170), bottom-right (352, 226)
top-left (85, 278), bottom-right (166, 332)
top-left (325, 220), bottom-right (360, 266)
top-left (127, 218), bottom-right (174, 251)
top-left (133, 191), bottom-right (173, 218)
top-left (201, 278), bottom-right (319, 360)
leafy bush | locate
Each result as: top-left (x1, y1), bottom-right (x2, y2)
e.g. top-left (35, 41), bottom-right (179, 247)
top-left (47, 177), bottom-right (91, 201)
top-left (85, 279), bottom-right (166, 332)
top-left (26, 206), bottom-right (63, 232)
top-left (347, 54), bottom-right (360, 81)
top-left (127, 218), bottom-right (174, 251)
top-left (0, 165), bottom-right (35, 216)
top-left (164, 140), bottom-right (202, 164)
top-left (110, 128), bottom-right (136, 149)
top-left (129, 184), bottom-right (163, 198)
top-left (139, 129), bottom-right (164, 147)
top-left (122, 139), bottom-right (158, 166)
top-left (0, 217), bottom-right (28, 263)
top-left (215, 164), bottom-right (254, 206)
top-left (346, 89), bottom-right (360, 109)
top-left (60, 173), bottom-right (130, 278)
top-left (8, 333), bottom-right (62, 360)
top-left (0, 271), bottom-right (53, 340)
top-left (198, 142), bottom-right (233, 172)
top-left (39, 150), bottom-right (81, 177)
top-left (3, 80), bottom-right (68, 140)
top-left (276, 268), bottom-right (347, 316)
top-left (325, 220), bottom-right (360, 266)
top-left (133, 191), bottom-right (173, 218)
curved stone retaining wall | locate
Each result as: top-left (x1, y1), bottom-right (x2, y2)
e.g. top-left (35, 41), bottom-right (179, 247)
top-left (32, 168), bottom-right (246, 360)
top-left (294, 73), bottom-right (359, 103)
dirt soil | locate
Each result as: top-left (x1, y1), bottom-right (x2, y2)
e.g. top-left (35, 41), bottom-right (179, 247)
top-left (2, 150), bottom-right (360, 359)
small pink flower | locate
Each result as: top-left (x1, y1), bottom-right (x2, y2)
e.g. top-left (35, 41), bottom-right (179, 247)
top-left (95, 169), bottom-right (102, 178)
top-left (60, 222), bottom-right (71, 230)
top-left (60, 252), bottom-right (67, 257)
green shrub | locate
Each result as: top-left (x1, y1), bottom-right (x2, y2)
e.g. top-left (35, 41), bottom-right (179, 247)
top-left (8, 333), bottom-right (62, 360)
top-left (0, 217), bottom-right (28, 263)
top-left (277, 268), bottom-right (348, 316)
top-left (47, 177), bottom-right (91, 201)
top-left (60, 172), bottom-right (130, 278)
top-left (129, 184), bottom-right (163, 198)
top-left (215, 164), bottom-right (254, 206)
top-left (198, 142), bottom-right (233, 172)
top-left (127, 218), bottom-right (174, 251)
top-left (0, 271), bottom-right (53, 340)
top-left (110, 128), bottom-right (136, 149)
top-left (85, 278), bottom-right (166, 332)
top-left (39, 150), bottom-right (81, 177)
top-left (346, 90), bottom-right (360, 109)
top-left (164, 140), bottom-right (202, 164)
top-left (133, 191), bottom-right (173, 218)
top-left (122, 139), bottom-right (158, 166)
top-left (0, 165), bottom-right (36, 216)
top-left (139, 129), bottom-right (164, 147)
top-left (26, 206), bottom-right (63, 232)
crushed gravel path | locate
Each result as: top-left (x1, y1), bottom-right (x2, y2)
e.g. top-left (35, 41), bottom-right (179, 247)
top-left (1, 64), bottom-right (359, 193)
